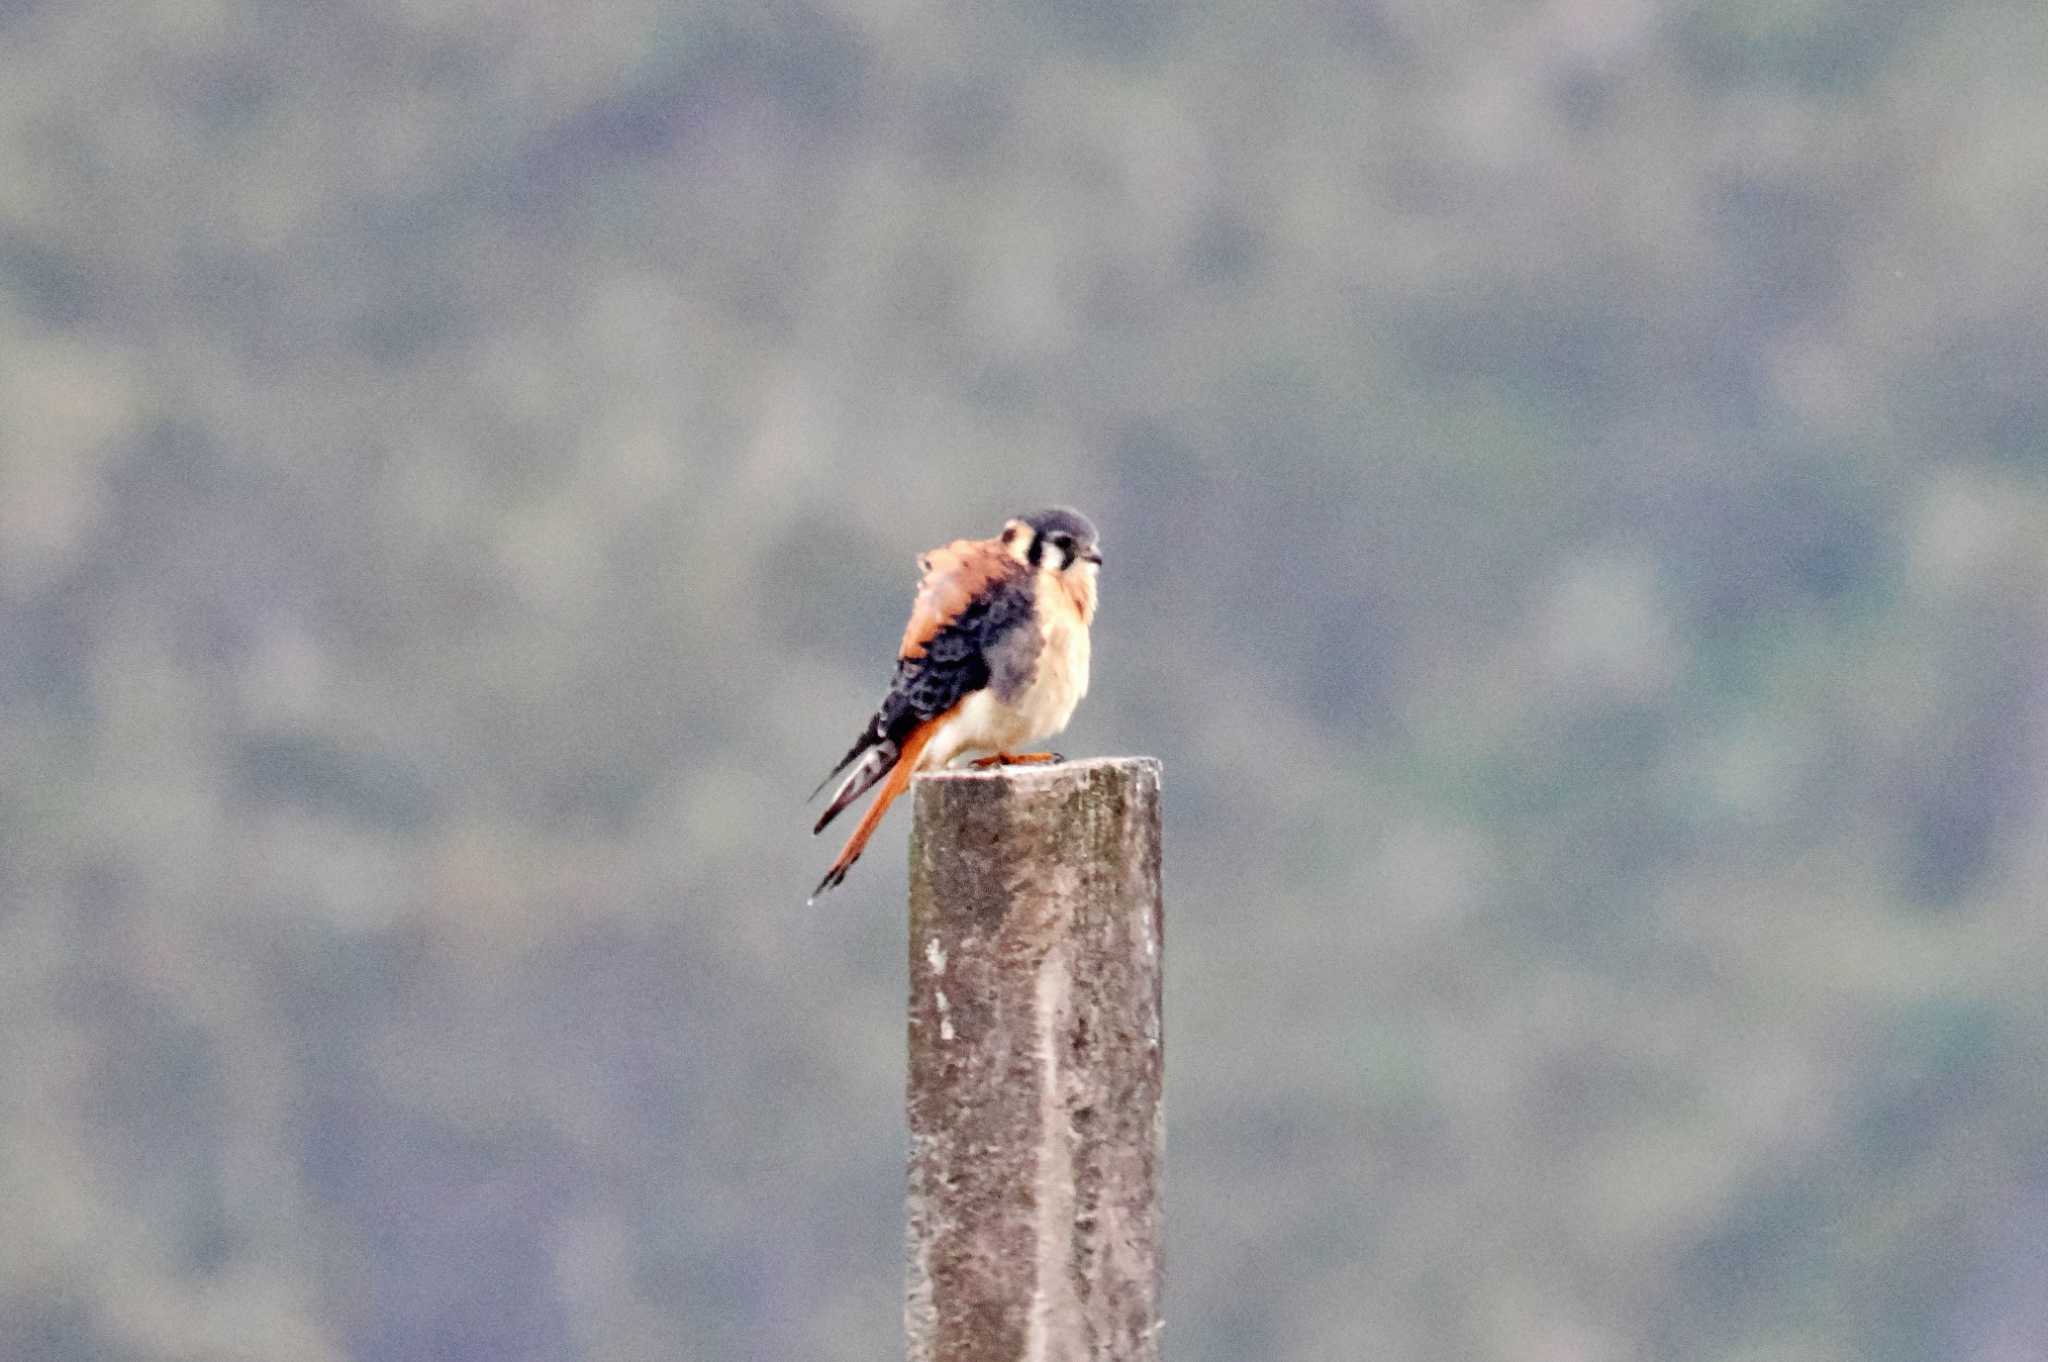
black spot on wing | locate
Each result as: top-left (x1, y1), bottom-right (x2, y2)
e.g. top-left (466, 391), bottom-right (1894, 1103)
top-left (809, 713), bottom-right (885, 802)
top-left (878, 571), bottom-right (1034, 744)
top-left (813, 739), bottom-right (897, 833)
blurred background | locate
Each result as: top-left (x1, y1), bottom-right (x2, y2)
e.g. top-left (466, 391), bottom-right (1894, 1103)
top-left (6, 0), bottom-right (2048, 1359)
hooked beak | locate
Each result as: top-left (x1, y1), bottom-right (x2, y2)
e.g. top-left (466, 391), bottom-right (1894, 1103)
top-left (1081, 549), bottom-right (1103, 566)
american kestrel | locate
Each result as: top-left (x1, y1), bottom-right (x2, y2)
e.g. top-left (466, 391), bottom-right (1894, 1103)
top-left (809, 507), bottom-right (1104, 901)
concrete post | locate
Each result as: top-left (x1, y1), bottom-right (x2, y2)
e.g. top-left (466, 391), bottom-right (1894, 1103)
top-left (906, 757), bottom-right (1164, 1362)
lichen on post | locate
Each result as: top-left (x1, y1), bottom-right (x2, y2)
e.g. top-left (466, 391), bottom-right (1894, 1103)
top-left (906, 756), bottom-right (1164, 1362)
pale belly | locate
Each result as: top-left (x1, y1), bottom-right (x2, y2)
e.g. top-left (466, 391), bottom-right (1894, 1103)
top-left (919, 619), bottom-right (1091, 769)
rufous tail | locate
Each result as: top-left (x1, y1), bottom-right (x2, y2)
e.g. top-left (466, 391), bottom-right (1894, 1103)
top-left (809, 718), bottom-right (940, 902)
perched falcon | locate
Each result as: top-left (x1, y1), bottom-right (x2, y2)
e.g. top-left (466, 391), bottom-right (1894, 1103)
top-left (808, 507), bottom-right (1103, 901)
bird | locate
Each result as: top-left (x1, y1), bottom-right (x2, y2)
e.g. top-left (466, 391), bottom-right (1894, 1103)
top-left (808, 507), bottom-right (1103, 901)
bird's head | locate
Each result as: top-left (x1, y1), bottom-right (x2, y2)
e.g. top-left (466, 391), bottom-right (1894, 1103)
top-left (1002, 507), bottom-right (1102, 574)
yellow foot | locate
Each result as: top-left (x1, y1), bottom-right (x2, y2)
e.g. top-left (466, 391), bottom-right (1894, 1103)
top-left (971, 750), bottom-right (1064, 768)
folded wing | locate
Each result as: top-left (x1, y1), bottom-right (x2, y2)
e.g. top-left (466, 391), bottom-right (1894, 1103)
top-left (808, 538), bottom-right (1034, 896)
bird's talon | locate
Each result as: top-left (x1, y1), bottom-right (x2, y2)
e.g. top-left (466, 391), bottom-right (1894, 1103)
top-left (972, 750), bottom-right (1064, 768)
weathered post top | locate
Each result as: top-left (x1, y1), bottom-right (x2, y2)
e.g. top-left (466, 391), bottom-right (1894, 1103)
top-left (906, 756), bottom-right (1164, 1362)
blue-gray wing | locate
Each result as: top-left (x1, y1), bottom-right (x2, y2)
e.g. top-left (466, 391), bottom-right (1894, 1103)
top-left (811, 541), bottom-right (1034, 832)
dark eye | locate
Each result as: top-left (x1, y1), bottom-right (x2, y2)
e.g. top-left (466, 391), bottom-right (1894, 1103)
top-left (1052, 533), bottom-right (1073, 550)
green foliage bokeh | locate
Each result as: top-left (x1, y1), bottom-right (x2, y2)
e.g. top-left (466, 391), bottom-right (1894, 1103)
top-left (5, 1), bottom-right (2048, 1358)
